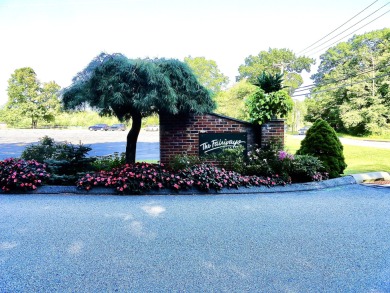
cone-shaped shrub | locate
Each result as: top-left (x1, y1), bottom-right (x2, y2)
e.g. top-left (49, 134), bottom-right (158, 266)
top-left (297, 119), bottom-right (347, 178)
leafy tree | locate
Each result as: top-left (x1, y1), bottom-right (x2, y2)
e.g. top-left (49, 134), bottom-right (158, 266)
top-left (286, 99), bottom-right (307, 132)
top-left (5, 68), bottom-right (61, 128)
top-left (297, 119), bottom-right (347, 178)
top-left (214, 79), bottom-right (257, 120)
top-left (238, 48), bottom-right (315, 94)
top-left (307, 28), bottom-right (390, 135)
top-left (184, 56), bottom-right (229, 94)
top-left (62, 53), bottom-right (215, 163)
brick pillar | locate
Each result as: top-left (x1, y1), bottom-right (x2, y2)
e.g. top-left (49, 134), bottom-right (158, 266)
top-left (261, 119), bottom-right (285, 148)
top-left (159, 113), bottom-right (197, 165)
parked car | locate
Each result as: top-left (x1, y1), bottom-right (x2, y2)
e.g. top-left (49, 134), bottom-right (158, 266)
top-left (88, 124), bottom-right (109, 131)
top-left (298, 126), bottom-right (311, 135)
top-left (108, 124), bottom-right (126, 131)
top-left (145, 125), bottom-right (159, 131)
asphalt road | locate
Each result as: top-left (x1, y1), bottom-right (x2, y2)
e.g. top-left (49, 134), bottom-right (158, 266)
top-left (0, 129), bottom-right (160, 161)
top-left (1, 129), bottom-right (389, 161)
top-left (1, 184), bottom-right (389, 292)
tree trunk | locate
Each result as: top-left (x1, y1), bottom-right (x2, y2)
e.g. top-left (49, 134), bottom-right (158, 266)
top-left (126, 112), bottom-right (142, 164)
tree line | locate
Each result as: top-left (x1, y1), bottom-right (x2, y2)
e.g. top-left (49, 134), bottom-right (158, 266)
top-left (1, 28), bottom-right (388, 139)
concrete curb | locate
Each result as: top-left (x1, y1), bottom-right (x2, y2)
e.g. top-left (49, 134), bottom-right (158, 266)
top-left (350, 171), bottom-right (390, 183)
top-left (2, 173), bottom-right (388, 196)
top-left (14, 175), bottom-right (358, 196)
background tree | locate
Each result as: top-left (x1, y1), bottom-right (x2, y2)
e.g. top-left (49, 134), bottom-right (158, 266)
top-left (5, 67), bottom-right (61, 128)
top-left (237, 48), bottom-right (315, 94)
top-left (286, 99), bottom-right (307, 132)
top-left (307, 28), bottom-right (390, 135)
top-left (214, 79), bottom-right (257, 120)
top-left (62, 53), bottom-right (215, 163)
top-left (184, 56), bottom-right (229, 94)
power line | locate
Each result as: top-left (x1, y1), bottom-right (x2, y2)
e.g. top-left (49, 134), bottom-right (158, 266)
top-left (297, 0), bottom-right (380, 55)
top-left (293, 63), bottom-right (390, 93)
top-left (307, 8), bottom-right (390, 57)
top-left (301, 2), bottom-right (389, 56)
top-left (292, 72), bottom-right (390, 97)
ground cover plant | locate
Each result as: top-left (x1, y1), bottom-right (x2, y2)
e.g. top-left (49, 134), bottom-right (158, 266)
top-left (77, 162), bottom-right (287, 194)
top-left (0, 158), bottom-right (49, 192)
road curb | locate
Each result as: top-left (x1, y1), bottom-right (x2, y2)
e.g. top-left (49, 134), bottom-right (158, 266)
top-left (3, 173), bottom-right (388, 196)
top-left (350, 171), bottom-right (390, 183)
top-left (0, 175), bottom-right (359, 196)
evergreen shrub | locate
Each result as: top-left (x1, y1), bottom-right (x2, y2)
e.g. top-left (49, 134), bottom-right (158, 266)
top-left (21, 136), bottom-right (95, 185)
top-left (297, 119), bottom-right (347, 178)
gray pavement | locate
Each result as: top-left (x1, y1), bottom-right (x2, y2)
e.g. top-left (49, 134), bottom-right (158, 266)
top-left (1, 184), bottom-right (389, 292)
top-left (0, 129), bottom-right (160, 161)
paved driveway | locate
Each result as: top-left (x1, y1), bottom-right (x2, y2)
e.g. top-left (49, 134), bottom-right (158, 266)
top-left (0, 129), bottom-right (160, 161)
top-left (1, 185), bottom-right (389, 292)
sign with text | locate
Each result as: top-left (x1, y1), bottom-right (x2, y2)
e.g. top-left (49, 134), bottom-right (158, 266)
top-left (199, 133), bottom-right (247, 156)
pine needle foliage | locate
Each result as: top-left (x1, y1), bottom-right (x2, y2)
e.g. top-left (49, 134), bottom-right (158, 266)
top-left (62, 53), bottom-right (215, 163)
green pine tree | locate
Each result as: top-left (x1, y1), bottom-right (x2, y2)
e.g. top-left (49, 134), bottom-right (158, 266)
top-left (297, 119), bottom-right (347, 178)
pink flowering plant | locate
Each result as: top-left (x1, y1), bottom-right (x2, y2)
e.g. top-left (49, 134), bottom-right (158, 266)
top-left (77, 162), bottom-right (287, 194)
top-left (245, 144), bottom-right (328, 183)
top-left (0, 158), bottom-right (50, 192)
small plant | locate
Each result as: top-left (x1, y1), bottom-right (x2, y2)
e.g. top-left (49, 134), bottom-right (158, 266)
top-left (45, 142), bottom-right (95, 185)
top-left (246, 71), bottom-right (293, 125)
top-left (21, 136), bottom-right (56, 162)
top-left (0, 158), bottom-right (50, 192)
top-left (246, 90), bottom-right (293, 125)
top-left (209, 146), bottom-right (246, 173)
top-left (91, 152), bottom-right (126, 171)
top-left (289, 155), bottom-right (327, 183)
top-left (252, 71), bottom-right (285, 93)
top-left (297, 119), bottom-right (347, 178)
top-left (169, 154), bottom-right (203, 171)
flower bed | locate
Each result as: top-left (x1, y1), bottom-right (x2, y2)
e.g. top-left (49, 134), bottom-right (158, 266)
top-left (0, 158), bottom-right (50, 192)
top-left (77, 162), bottom-right (287, 195)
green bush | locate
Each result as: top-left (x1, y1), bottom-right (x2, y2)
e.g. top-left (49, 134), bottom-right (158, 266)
top-left (169, 154), bottom-right (203, 171)
top-left (297, 119), bottom-right (347, 178)
top-left (21, 136), bottom-right (95, 185)
top-left (289, 155), bottom-right (327, 183)
top-left (208, 147), bottom-right (246, 174)
top-left (91, 152), bottom-right (126, 171)
top-left (242, 143), bottom-right (326, 183)
top-left (21, 136), bottom-right (57, 162)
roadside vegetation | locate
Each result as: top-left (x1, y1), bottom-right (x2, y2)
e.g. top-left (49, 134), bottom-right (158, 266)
top-left (0, 28), bottom-right (388, 192)
top-left (286, 135), bottom-right (390, 175)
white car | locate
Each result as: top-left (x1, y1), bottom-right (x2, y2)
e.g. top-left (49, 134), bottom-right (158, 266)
top-left (145, 125), bottom-right (159, 131)
top-left (298, 126), bottom-right (310, 135)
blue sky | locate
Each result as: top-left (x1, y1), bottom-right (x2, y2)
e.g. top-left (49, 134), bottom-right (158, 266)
top-left (0, 0), bottom-right (388, 105)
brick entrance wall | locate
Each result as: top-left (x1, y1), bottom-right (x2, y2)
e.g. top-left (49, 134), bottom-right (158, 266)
top-left (159, 112), bottom-right (284, 165)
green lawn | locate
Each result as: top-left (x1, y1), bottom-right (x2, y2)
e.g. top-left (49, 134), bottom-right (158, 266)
top-left (285, 135), bottom-right (390, 175)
